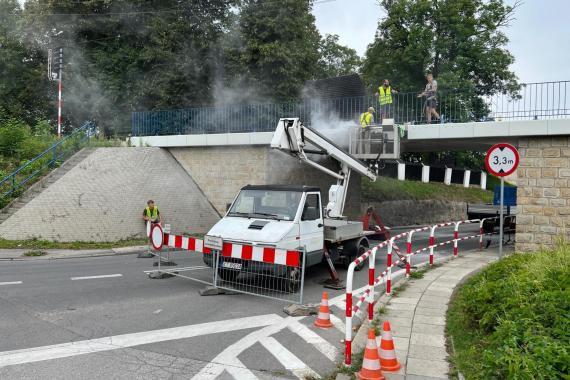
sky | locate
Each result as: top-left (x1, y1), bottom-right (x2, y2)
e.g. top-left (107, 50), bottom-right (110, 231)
top-left (312, 0), bottom-right (570, 83)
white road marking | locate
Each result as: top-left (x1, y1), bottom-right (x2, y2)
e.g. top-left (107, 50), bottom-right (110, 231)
top-left (193, 316), bottom-right (338, 380)
top-left (260, 337), bottom-right (320, 379)
top-left (0, 314), bottom-right (283, 368)
top-left (192, 317), bottom-right (293, 380)
top-left (0, 281), bottom-right (22, 286)
top-left (329, 314), bottom-right (345, 333)
top-left (153, 309), bottom-right (162, 314)
top-left (286, 319), bottom-right (338, 361)
top-left (70, 274), bottom-right (123, 281)
top-left (143, 266), bottom-right (208, 274)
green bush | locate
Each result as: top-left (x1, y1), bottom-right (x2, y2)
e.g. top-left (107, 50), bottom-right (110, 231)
top-left (447, 243), bottom-right (570, 379)
top-left (0, 119), bottom-right (29, 156)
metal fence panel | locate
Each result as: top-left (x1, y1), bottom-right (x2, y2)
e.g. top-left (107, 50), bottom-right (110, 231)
top-left (0, 121), bottom-right (96, 205)
top-left (132, 81), bottom-right (570, 137)
top-left (147, 232), bottom-right (306, 304)
top-left (215, 244), bottom-right (306, 304)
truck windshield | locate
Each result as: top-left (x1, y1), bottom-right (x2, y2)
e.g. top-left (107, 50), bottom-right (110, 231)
top-left (228, 190), bottom-right (302, 221)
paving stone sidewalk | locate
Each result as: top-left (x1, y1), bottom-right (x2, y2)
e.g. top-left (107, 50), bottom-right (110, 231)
top-left (379, 249), bottom-right (501, 380)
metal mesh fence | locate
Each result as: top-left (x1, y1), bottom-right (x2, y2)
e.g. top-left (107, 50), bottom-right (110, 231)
top-left (132, 81), bottom-right (570, 137)
top-left (215, 248), bottom-right (306, 304)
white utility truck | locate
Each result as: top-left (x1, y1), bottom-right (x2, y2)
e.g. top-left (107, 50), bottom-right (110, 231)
top-left (203, 118), bottom-right (377, 288)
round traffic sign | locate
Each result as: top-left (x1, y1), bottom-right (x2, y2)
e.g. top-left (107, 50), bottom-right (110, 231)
top-left (150, 224), bottom-right (164, 251)
top-left (485, 143), bottom-right (520, 177)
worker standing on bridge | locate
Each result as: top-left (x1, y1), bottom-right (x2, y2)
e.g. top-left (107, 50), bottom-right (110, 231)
top-left (359, 107), bottom-right (375, 153)
top-left (375, 79), bottom-right (398, 121)
top-left (418, 73), bottom-right (440, 123)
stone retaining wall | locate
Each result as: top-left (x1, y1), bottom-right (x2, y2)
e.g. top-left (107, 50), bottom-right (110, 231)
top-left (516, 136), bottom-right (570, 251)
top-left (361, 200), bottom-right (467, 227)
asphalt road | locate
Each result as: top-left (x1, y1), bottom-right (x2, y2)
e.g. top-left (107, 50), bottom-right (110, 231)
top-left (0, 225), bottom-right (501, 379)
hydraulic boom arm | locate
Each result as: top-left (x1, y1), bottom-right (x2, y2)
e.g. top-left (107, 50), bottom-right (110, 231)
top-left (270, 118), bottom-right (376, 218)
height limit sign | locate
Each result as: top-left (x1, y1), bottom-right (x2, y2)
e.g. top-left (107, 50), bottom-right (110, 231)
top-left (485, 143), bottom-right (519, 177)
top-left (485, 143), bottom-right (519, 257)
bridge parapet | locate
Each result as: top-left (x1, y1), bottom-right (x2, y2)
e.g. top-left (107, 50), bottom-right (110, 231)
top-left (132, 81), bottom-right (569, 137)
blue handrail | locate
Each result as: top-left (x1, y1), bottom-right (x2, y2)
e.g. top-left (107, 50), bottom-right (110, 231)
top-left (0, 121), bottom-right (96, 202)
top-left (131, 80), bottom-right (570, 137)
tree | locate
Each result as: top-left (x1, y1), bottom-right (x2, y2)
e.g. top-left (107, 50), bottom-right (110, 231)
top-left (236, 0), bottom-right (321, 101)
top-left (22, 0), bottom-right (236, 134)
top-left (317, 34), bottom-right (361, 78)
top-left (362, 0), bottom-right (519, 114)
top-left (0, 0), bottom-right (50, 125)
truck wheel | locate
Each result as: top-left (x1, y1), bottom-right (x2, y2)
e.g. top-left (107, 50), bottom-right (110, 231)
top-left (354, 242), bottom-right (368, 271)
top-left (343, 238), bottom-right (370, 271)
top-left (285, 267), bottom-right (301, 293)
top-left (217, 268), bottom-right (239, 283)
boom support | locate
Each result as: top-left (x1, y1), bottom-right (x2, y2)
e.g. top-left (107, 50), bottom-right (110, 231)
top-left (271, 118), bottom-right (377, 218)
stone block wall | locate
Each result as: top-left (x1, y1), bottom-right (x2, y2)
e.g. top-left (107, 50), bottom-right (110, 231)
top-left (0, 148), bottom-right (220, 242)
top-left (361, 200), bottom-right (467, 227)
top-left (516, 136), bottom-right (570, 251)
top-left (169, 146), bottom-right (361, 219)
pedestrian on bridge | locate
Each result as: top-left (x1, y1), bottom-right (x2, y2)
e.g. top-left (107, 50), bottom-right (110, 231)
top-left (359, 107), bottom-right (375, 153)
top-left (375, 79), bottom-right (398, 121)
top-left (418, 73), bottom-right (440, 123)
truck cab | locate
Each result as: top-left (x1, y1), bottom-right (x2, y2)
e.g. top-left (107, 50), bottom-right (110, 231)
top-left (205, 184), bottom-right (325, 267)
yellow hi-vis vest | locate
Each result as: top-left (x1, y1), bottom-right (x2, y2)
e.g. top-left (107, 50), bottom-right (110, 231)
top-left (145, 206), bottom-right (159, 222)
top-left (360, 112), bottom-right (373, 128)
top-left (378, 86), bottom-right (393, 105)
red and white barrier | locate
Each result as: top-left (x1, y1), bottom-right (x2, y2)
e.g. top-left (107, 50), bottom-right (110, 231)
top-left (162, 232), bottom-right (301, 267)
top-left (343, 217), bottom-right (500, 366)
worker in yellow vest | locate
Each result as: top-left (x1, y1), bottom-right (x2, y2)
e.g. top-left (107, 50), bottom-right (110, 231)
top-left (359, 107), bottom-right (375, 153)
top-left (375, 79), bottom-right (398, 121)
top-left (143, 199), bottom-right (161, 232)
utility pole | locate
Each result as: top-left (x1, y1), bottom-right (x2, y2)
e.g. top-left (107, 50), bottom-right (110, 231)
top-left (56, 47), bottom-right (63, 138)
top-left (48, 40), bottom-right (64, 138)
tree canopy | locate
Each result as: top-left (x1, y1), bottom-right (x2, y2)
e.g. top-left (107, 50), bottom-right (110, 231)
top-left (362, 0), bottom-right (519, 96)
top-left (0, 0), bottom-right (524, 139)
top-left (0, 0), bottom-right (361, 134)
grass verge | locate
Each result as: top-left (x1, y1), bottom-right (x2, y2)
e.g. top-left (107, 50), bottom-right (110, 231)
top-left (0, 238), bottom-right (149, 250)
top-left (447, 242), bottom-right (570, 379)
top-left (362, 176), bottom-right (493, 203)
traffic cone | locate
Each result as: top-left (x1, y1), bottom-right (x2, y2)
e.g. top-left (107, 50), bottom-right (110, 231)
top-left (357, 328), bottom-right (385, 380)
top-left (378, 321), bottom-right (401, 371)
top-left (314, 291), bottom-right (333, 328)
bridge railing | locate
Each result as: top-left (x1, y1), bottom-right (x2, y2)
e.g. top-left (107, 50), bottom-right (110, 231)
top-left (485, 81), bottom-right (569, 120)
top-left (0, 122), bottom-right (96, 206)
top-left (131, 81), bottom-right (569, 136)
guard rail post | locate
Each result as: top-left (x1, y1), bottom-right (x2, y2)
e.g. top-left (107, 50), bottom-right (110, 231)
top-left (386, 238), bottom-right (393, 295)
top-left (345, 261), bottom-right (356, 366)
top-left (368, 247), bottom-right (377, 322)
top-left (479, 219), bottom-right (485, 250)
top-left (406, 232), bottom-right (414, 277)
top-left (453, 221), bottom-right (462, 257)
top-left (429, 225), bottom-right (436, 265)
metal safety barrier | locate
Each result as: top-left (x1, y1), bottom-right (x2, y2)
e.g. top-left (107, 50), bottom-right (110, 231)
top-left (132, 80), bottom-right (569, 137)
top-left (343, 216), bottom-right (511, 366)
top-left (215, 243), bottom-right (306, 304)
top-left (145, 230), bottom-right (306, 304)
top-left (0, 121), bottom-right (96, 204)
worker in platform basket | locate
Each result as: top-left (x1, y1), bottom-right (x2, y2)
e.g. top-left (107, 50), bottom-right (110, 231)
top-left (359, 107), bottom-right (375, 153)
top-left (143, 200), bottom-right (161, 226)
top-left (375, 79), bottom-right (398, 121)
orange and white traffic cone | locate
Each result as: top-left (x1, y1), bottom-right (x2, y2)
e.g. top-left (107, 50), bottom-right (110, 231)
top-left (314, 291), bottom-right (333, 328)
top-left (378, 321), bottom-right (401, 371)
top-left (357, 328), bottom-right (385, 380)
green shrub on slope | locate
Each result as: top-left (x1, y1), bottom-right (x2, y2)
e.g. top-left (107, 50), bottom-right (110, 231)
top-left (447, 243), bottom-right (570, 379)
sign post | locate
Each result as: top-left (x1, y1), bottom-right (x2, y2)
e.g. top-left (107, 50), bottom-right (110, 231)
top-left (485, 143), bottom-right (520, 257)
